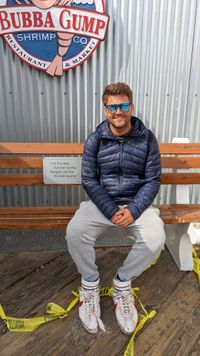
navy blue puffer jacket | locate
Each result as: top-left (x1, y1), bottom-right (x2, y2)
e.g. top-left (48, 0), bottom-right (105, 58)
top-left (81, 117), bottom-right (161, 220)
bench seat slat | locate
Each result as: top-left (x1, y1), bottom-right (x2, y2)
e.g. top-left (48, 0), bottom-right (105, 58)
top-left (0, 205), bottom-right (199, 228)
top-left (157, 204), bottom-right (200, 209)
top-left (0, 207), bottom-right (77, 229)
top-left (0, 219), bottom-right (70, 229)
top-left (157, 204), bottom-right (200, 223)
top-left (0, 207), bottom-right (77, 215)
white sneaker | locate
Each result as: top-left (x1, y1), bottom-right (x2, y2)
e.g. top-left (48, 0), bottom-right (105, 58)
top-left (79, 278), bottom-right (106, 334)
top-left (113, 278), bottom-right (138, 335)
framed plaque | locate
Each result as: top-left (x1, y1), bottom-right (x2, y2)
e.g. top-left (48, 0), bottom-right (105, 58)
top-left (43, 157), bottom-right (82, 184)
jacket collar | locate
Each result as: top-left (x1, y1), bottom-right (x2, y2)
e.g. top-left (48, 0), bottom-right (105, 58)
top-left (96, 116), bottom-right (146, 139)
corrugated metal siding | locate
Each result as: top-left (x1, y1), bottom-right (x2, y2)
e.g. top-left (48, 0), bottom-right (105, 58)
top-left (185, 0), bottom-right (200, 204)
top-left (0, 0), bottom-right (199, 207)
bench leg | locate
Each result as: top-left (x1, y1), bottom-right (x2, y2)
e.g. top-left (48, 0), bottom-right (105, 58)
top-left (188, 223), bottom-right (200, 244)
top-left (164, 224), bottom-right (193, 271)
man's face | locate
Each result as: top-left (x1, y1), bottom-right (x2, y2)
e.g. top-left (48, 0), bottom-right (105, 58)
top-left (104, 95), bottom-right (134, 136)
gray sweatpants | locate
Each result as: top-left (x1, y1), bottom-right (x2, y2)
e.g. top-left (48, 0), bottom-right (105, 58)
top-left (66, 200), bottom-right (166, 282)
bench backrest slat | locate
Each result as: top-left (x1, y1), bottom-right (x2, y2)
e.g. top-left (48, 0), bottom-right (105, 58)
top-left (1, 142), bottom-right (200, 154)
top-left (0, 174), bottom-right (81, 186)
top-left (0, 142), bottom-right (200, 186)
top-left (161, 173), bottom-right (200, 184)
top-left (0, 173), bottom-right (200, 186)
top-left (1, 156), bottom-right (200, 170)
top-left (161, 157), bottom-right (200, 168)
top-left (0, 143), bottom-right (83, 155)
top-left (159, 143), bottom-right (200, 154)
top-left (0, 157), bottom-right (42, 169)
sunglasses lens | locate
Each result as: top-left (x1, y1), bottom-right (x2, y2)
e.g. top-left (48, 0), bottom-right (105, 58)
top-left (120, 103), bottom-right (130, 112)
top-left (107, 104), bottom-right (117, 113)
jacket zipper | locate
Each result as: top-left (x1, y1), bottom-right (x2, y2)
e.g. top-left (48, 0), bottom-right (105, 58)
top-left (119, 140), bottom-right (124, 194)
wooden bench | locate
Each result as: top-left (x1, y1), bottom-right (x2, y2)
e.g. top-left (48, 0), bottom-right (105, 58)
top-left (0, 142), bottom-right (200, 271)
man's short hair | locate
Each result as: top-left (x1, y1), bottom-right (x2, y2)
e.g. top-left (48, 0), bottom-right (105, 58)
top-left (102, 82), bottom-right (133, 106)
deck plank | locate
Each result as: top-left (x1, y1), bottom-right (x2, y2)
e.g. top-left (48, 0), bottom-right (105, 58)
top-left (135, 272), bottom-right (200, 356)
top-left (0, 250), bottom-right (66, 290)
top-left (0, 247), bottom-right (199, 356)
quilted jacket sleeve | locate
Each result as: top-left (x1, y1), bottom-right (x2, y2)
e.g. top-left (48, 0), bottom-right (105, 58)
top-left (81, 132), bottom-right (119, 220)
top-left (127, 133), bottom-right (161, 220)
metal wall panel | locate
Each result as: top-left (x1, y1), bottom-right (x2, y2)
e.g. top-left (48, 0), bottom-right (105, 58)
top-left (185, 0), bottom-right (200, 204)
top-left (0, 0), bottom-right (199, 206)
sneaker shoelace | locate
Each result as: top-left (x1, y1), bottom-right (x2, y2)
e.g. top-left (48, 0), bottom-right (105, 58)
top-left (115, 290), bottom-right (134, 316)
top-left (83, 289), bottom-right (106, 332)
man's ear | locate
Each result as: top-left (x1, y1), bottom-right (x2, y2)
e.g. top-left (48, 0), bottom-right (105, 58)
top-left (104, 106), bottom-right (107, 117)
top-left (131, 104), bottom-right (134, 113)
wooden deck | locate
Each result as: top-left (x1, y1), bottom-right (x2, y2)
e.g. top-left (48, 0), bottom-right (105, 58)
top-left (0, 246), bottom-right (199, 356)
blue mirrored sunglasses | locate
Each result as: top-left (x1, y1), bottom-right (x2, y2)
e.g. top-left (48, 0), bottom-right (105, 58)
top-left (106, 102), bottom-right (131, 113)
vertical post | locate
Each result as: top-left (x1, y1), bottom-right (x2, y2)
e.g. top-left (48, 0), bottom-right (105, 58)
top-left (170, 137), bottom-right (190, 204)
top-left (165, 137), bottom-right (193, 270)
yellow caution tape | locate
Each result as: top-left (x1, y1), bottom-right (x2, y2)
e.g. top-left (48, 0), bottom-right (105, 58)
top-left (145, 254), bottom-right (160, 272)
top-left (0, 287), bottom-right (156, 356)
top-left (0, 296), bottom-right (79, 332)
top-left (193, 247), bottom-right (200, 286)
top-left (123, 289), bottom-right (156, 356)
top-left (123, 311), bottom-right (156, 356)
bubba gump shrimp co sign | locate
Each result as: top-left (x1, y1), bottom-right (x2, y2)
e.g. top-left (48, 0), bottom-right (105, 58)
top-left (0, 0), bottom-right (109, 76)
